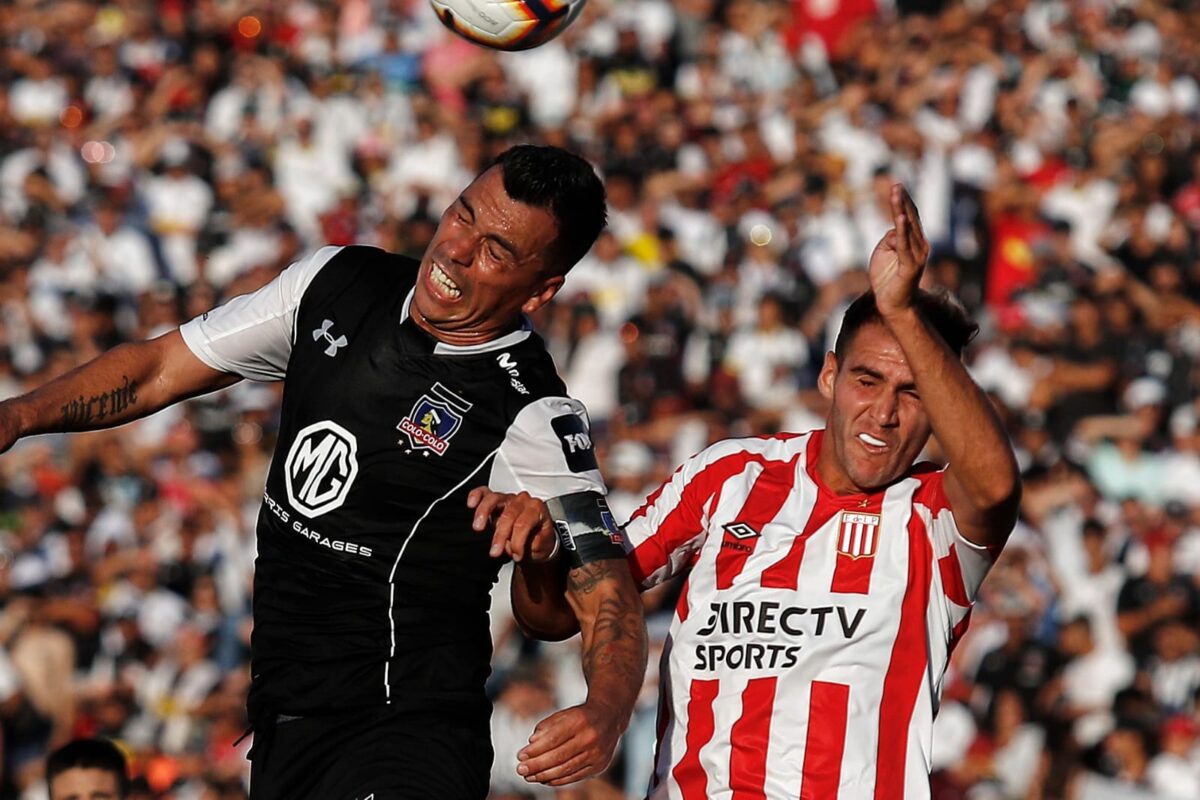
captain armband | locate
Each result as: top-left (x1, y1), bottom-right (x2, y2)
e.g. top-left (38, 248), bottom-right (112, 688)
top-left (545, 491), bottom-right (626, 569)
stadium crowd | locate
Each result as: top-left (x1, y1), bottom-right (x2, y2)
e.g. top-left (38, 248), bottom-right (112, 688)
top-left (0, 0), bottom-right (1197, 797)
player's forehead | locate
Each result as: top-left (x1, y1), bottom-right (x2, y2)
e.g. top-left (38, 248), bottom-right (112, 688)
top-left (840, 323), bottom-right (913, 382)
top-left (457, 168), bottom-right (559, 256)
top-left (50, 767), bottom-right (120, 799)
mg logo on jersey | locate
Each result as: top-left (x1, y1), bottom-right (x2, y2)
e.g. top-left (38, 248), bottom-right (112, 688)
top-left (284, 421), bottom-right (359, 517)
top-left (312, 319), bottom-right (348, 357)
top-left (398, 383), bottom-right (473, 456)
top-left (838, 512), bottom-right (880, 559)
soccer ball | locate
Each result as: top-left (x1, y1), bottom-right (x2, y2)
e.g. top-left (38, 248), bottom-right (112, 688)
top-left (431, 0), bottom-right (586, 51)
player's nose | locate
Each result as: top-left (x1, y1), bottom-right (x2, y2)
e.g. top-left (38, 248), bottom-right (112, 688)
top-left (869, 392), bottom-right (899, 426)
top-left (442, 229), bottom-right (476, 266)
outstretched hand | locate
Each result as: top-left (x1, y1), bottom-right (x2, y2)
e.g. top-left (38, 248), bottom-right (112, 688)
top-left (467, 487), bottom-right (558, 563)
top-left (867, 184), bottom-right (931, 317)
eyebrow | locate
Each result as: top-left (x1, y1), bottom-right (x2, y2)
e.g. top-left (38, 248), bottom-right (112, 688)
top-left (849, 365), bottom-right (918, 392)
top-left (849, 365), bottom-right (885, 380)
top-left (458, 197), bottom-right (521, 261)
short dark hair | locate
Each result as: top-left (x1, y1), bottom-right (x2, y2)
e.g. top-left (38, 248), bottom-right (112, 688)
top-left (488, 145), bottom-right (607, 275)
top-left (47, 739), bottom-right (129, 798)
top-left (834, 289), bottom-right (978, 362)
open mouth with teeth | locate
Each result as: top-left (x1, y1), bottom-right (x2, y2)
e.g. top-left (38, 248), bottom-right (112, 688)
top-left (429, 263), bottom-right (462, 299)
top-left (857, 432), bottom-right (888, 451)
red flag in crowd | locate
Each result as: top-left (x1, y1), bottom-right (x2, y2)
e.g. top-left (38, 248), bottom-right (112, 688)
top-left (785, 0), bottom-right (878, 56)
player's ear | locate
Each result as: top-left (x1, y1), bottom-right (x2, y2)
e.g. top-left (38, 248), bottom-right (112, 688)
top-left (817, 351), bottom-right (838, 400)
top-left (522, 275), bottom-right (564, 315)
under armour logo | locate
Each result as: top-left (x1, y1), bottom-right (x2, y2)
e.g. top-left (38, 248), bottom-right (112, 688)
top-left (313, 319), bottom-right (348, 357)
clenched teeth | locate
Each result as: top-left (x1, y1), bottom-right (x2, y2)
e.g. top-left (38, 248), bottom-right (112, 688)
top-left (431, 264), bottom-right (461, 297)
top-left (858, 432), bottom-right (886, 448)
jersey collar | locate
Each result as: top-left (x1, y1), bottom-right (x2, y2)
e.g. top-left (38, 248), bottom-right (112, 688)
top-left (400, 287), bottom-right (533, 355)
top-left (804, 428), bottom-right (889, 506)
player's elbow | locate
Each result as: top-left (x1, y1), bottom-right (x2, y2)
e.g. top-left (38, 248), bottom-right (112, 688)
top-left (984, 472), bottom-right (1022, 517)
top-left (513, 604), bottom-right (581, 642)
top-left (971, 447), bottom-right (1023, 513)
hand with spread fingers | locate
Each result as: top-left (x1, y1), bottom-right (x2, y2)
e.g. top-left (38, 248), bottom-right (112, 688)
top-left (467, 487), bottom-right (558, 563)
top-left (868, 184), bottom-right (932, 317)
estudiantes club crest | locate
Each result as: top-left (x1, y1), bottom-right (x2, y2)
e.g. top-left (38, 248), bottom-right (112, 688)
top-left (398, 383), bottom-right (473, 455)
top-left (837, 511), bottom-right (880, 559)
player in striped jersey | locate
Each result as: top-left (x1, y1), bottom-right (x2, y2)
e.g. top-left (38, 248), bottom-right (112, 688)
top-left (491, 186), bottom-right (1021, 798)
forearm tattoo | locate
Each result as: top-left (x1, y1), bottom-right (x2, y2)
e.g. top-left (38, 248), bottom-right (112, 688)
top-left (60, 376), bottom-right (138, 428)
top-left (569, 561), bottom-right (648, 690)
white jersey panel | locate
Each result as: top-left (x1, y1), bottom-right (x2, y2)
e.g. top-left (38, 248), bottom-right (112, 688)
top-left (487, 396), bottom-right (606, 500)
top-left (179, 245), bottom-right (343, 381)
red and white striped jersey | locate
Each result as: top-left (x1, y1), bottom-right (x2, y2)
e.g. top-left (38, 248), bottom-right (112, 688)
top-left (623, 429), bottom-right (996, 800)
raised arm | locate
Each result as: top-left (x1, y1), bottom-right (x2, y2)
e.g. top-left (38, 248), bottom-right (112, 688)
top-left (870, 186), bottom-right (1021, 547)
top-left (0, 331), bottom-right (239, 452)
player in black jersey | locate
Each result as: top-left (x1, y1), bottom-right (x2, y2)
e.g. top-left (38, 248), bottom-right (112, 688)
top-left (0, 145), bottom-right (647, 799)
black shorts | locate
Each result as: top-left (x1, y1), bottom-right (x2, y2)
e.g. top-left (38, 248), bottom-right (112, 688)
top-left (248, 709), bottom-right (493, 800)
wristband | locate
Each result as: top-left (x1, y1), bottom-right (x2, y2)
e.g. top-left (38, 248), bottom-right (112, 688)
top-left (532, 528), bottom-right (561, 563)
top-left (545, 491), bottom-right (626, 569)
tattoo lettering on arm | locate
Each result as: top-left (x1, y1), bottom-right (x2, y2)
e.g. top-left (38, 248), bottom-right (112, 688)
top-left (60, 376), bottom-right (138, 428)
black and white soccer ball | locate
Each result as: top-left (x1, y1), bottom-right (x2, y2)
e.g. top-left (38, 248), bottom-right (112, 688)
top-left (431, 0), bottom-right (586, 51)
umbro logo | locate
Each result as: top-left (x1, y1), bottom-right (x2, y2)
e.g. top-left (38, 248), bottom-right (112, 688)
top-left (723, 522), bottom-right (760, 540)
top-left (721, 522), bottom-right (760, 553)
top-left (313, 319), bottom-right (348, 357)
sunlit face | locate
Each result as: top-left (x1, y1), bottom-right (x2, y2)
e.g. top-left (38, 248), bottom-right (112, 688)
top-left (412, 167), bottom-right (563, 345)
top-left (49, 768), bottom-right (121, 800)
top-left (817, 322), bottom-right (932, 493)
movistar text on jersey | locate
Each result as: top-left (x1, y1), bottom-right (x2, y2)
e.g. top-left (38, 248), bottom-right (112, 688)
top-left (263, 490), bottom-right (374, 558)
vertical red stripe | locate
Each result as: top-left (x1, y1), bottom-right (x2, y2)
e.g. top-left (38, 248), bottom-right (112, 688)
top-left (938, 544), bottom-right (971, 607)
top-left (715, 456), bottom-right (800, 589)
top-left (675, 575), bottom-right (691, 623)
top-left (729, 677), bottom-right (778, 799)
top-left (873, 509), bottom-right (933, 800)
top-left (673, 679), bottom-right (720, 800)
top-left (910, 465), bottom-right (953, 515)
top-left (759, 432), bottom-right (839, 588)
top-left (760, 495), bottom-right (838, 588)
top-left (799, 680), bottom-right (850, 799)
top-left (830, 552), bottom-right (875, 594)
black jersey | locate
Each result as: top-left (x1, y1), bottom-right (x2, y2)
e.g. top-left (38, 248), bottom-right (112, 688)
top-left (180, 246), bottom-right (606, 721)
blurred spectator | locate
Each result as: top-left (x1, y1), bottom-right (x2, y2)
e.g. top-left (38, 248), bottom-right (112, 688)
top-left (0, 0), bottom-right (1196, 797)
top-left (45, 738), bottom-right (129, 800)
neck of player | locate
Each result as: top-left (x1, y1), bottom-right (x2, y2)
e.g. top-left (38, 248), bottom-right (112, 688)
top-left (411, 307), bottom-right (523, 347)
top-left (815, 434), bottom-right (870, 496)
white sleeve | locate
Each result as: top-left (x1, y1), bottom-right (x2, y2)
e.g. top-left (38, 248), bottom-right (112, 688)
top-left (916, 469), bottom-right (996, 606)
top-left (179, 246), bottom-right (343, 381)
top-left (488, 397), bottom-right (607, 500)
